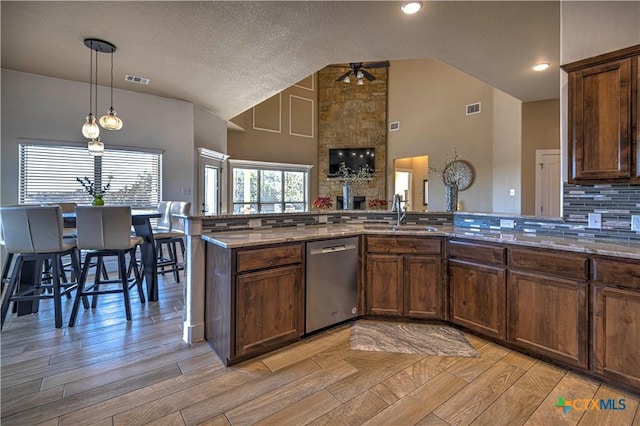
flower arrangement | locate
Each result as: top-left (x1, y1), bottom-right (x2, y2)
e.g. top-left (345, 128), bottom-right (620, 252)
top-left (368, 198), bottom-right (388, 210)
top-left (312, 197), bottom-right (333, 210)
top-left (428, 148), bottom-right (464, 186)
top-left (337, 161), bottom-right (375, 185)
top-left (76, 176), bottom-right (112, 195)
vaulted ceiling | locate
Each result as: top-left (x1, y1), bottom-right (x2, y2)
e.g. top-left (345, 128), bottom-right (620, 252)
top-left (1, 1), bottom-right (560, 121)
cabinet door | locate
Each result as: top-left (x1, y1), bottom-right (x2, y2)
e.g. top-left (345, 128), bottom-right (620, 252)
top-left (235, 264), bottom-right (303, 358)
top-left (449, 260), bottom-right (506, 339)
top-left (366, 254), bottom-right (403, 316)
top-left (568, 58), bottom-right (632, 181)
top-left (508, 271), bottom-right (588, 369)
top-left (404, 255), bottom-right (442, 319)
top-left (593, 285), bottom-right (640, 389)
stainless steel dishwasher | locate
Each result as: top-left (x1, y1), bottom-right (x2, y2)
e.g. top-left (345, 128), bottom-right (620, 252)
top-left (305, 237), bottom-right (359, 334)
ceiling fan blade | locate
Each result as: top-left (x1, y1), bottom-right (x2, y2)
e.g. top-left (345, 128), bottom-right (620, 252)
top-left (361, 60), bottom-right (390, 69)
top-left (361, 69), bottom-right (376, 81)
top-left (336, 70), bottom-right (352, 82)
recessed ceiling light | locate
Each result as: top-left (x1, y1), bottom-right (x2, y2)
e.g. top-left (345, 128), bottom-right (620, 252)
top-left (401, 2), bottom-right (423, 15)
top-left (533, 63), bottom-right (550, 72)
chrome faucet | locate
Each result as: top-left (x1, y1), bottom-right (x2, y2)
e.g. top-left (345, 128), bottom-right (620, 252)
top-left (392, 194), bottom-right (406, 228)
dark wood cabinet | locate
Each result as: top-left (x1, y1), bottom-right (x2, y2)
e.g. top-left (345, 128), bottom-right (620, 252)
top-left (507, 248), bottom-right (588, 369)
top-left (205, 241), bottom-right (304, 364)
top-left (562, 44), bottom-right (640, 183)
top-left (235, 264), bottom-right (303, 357)
top-left (448, 240), bottom-right (506, 339)
top-left (365, 236), bottom-right (443, 319)
top-left (592, 257), bottom-right (640, 389)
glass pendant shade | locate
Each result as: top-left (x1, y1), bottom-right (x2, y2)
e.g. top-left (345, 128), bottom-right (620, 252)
top-left (82, 114), bottom-right (100, 139)
top-left (88, 138), bottom-right (104, 156)
top-left (343, 75), bottom-right (351, 84)
top-left (357, 78), bottom-right (364, 86)
top-left (356, 70), bottom-right (364, 79)
top-left (99, 107), bottom-right (123, 130)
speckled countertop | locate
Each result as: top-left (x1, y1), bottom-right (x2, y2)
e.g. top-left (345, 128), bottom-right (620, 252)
top-left (201, 224), bottom-right (640, 260)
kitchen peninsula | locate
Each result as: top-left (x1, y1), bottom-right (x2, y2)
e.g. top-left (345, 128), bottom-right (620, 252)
top-left (182, 211), bottom-right (640, 395)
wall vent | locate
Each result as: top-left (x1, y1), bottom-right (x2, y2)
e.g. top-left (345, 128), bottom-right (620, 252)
top-left (125, 75), bottom-right (150, 85)
top-left (466, 102), bottom-right (481, 115)
top-left (389, 121), bottom-right (400, 131)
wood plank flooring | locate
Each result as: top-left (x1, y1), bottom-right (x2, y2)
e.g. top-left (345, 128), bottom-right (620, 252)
top-left (2, 274), bottom-right (639, 426)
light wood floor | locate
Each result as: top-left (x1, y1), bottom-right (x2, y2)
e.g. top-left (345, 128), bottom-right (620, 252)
top-left (2, 274), bottom-right (639, 426)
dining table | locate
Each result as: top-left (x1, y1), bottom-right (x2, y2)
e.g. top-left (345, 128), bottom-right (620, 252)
top-left (14, 208), bottom-right (162, 316)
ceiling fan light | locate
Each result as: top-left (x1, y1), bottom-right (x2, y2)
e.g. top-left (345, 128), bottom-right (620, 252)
top-left (344, 75), bottom-right (351, 83)
top-left (401, 2), bottom-right (422, 14)
top-left (82, 113), bottom-right (100, 139)
top-left (356, 70), bottom-right (364, 79)
top-left (533, 62), bottom-right (550, 71)
top-left (99, 107), bottom-right (123, 130)
top-left (88, 137), bottom-right (104, 156)
top-left (357, 78), bottom-right (364, 86)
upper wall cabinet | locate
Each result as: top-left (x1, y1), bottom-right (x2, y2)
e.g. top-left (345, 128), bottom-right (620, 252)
top-left (562, 44), bottom-right (640, 184)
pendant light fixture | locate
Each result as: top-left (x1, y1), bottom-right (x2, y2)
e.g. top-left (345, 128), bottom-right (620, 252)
top-left (88, 137), bottom-right (104, 156)
top-left (99, 41), bottom-right (123, 130)
top-left (81, 40), bottom-right (100, 140)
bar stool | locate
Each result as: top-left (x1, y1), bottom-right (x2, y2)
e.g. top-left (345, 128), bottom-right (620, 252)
top-left (0, 205), bottom-right (82, 329)
top-left (154, 201), bottom-right (190, 282)
top-left (69, 206), bottom-right (145, 327)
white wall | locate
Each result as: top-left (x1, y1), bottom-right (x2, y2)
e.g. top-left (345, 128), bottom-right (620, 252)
top-left (1, 70), bottom-right (226, 210)
top-left (492, 89), bottom-right (522, 214)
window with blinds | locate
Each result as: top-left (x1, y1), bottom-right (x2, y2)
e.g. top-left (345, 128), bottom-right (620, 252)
top-left (19, 142), bottom-right (162, 208)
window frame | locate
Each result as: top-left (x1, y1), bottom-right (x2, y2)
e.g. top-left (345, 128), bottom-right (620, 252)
top-left (229, 159), bottom-right (312, 214)
top-left (18, 139), bottom-right (163, 208)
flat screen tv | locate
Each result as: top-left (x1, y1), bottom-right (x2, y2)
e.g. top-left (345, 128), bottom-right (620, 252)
top-left (328, 148), bottom-right (375, 177)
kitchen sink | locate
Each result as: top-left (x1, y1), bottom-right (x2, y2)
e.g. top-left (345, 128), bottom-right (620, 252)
top-left (363, 224), bottom-right (440, 232)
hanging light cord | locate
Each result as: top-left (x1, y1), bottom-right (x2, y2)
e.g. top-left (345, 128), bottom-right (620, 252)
top-left (88, 41), bottom-right (93, 114)
top-left (94, 49), bottom-right (99, 119)
top-left (110, 51), bottom-right (114, 108)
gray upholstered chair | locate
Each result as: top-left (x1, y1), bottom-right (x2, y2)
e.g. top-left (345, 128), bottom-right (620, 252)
top-left (0, 205), bottom-right (82, 329)
top-left (154, 201), bottom-right (190, 282)
top-left (68, 206), bottom-right (145, 327)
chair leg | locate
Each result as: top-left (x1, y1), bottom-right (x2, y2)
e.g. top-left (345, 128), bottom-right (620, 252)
top-left (69, 253), bottom-right (92, 327)
top-left (2, 252), bottom-right (15, 294)
top-left (91, 257), bottom-right (104, 309)
top-left (119, 252), bottom-right (132, 321)
top-left (1, 256), bottom-right (23, 329)
top-left (52, 254), bottom-right (63, 328)
top-left (129, 248), bottom-right (145, 304)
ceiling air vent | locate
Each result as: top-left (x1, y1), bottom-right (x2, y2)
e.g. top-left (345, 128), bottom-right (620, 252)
top-left (389, 121), bottom-right (400, 131)
top-left (466, 102), bottom-right (481, 116)
top-left (125, 74), bottom-right (150, 85)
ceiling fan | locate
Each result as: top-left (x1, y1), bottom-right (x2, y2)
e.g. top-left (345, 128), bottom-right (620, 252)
top-left (333, 61), bottom-right (390, 84)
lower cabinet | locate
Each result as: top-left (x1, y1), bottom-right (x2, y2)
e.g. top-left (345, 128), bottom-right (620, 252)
top-left (235, 264), bottom-right (303, 358)
top-left (592, 257), bottom-right (640, 389)
top-left (365, 236), bottom-right (443, 319)
top-left (204, 242), bottom-right (304, 364)
top-left (448, 240), bottom-right (507, 340)
top-left (507, 248), bottom-right (589, 369)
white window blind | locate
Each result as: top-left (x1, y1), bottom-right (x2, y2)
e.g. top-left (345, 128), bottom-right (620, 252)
top-left (19, 142), bottom-right (162, 208)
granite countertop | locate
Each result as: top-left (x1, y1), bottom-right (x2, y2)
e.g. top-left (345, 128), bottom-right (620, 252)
top-left (202, 223), bottom-right (640, 260)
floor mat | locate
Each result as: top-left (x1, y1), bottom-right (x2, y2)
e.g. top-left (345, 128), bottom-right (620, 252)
top-left (350, 320), bottom-right (479, 358)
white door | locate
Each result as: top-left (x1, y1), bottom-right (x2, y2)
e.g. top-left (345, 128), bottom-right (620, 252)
top-left (535, 149), bottom-right (561, 217)
top-left (203, 165), bottom-right (220, 215)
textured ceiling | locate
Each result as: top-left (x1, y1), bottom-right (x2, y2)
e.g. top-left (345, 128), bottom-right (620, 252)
top-left (1, 1), bottom-right (560, 121)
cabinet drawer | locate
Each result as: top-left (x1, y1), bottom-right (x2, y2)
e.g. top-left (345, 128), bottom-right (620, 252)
top-left (448, 239), bottom-right (505, 265)
top-left (508, 247), bottom-right (588, 280)
top-left (236, 244), bottom-right (302, 273)
top-left (592, 257), bottom-right (640, 289)
top-left (366, 236), bottom-right (441, 255)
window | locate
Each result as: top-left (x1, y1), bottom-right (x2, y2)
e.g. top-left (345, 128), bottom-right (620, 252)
top-left (19, 140), bottom-right (162, 208)
top-left (229, 159), bottom-right (312, 214)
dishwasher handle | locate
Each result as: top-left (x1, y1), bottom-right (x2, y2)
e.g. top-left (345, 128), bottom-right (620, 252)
top-left (309, 243), bottom-right (357, 256)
